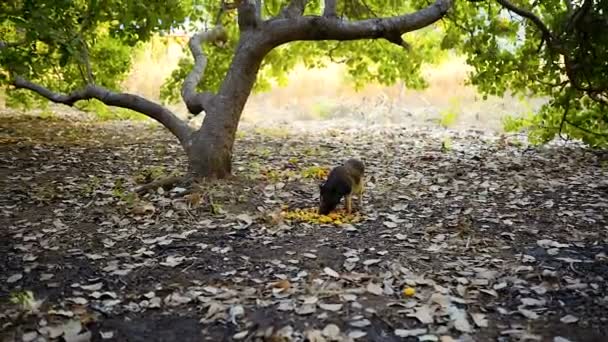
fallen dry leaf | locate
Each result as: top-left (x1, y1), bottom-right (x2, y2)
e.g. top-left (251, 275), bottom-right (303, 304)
top-left (412, 305), bottom-right (434, 324)
top-left (366, 282), bottom-right (383, 296)
top-left (395, 328), bottom-right (427, 337)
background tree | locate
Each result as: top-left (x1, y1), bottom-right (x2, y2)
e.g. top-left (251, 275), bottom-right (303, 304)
top-left (442, 0), bottom-right (608, 147)
top-left (0, 0), bottom-right (452, 179)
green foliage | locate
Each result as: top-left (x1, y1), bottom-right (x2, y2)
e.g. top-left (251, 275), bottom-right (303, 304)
top-left (76, 99), bottom-right (148, 121)
top-left (10, 290), bottom-right (42, 313)
top-left (4, 89), bottom-right (49, 110)
top-left (82, 176), bottom-right (102, 196)
top-left (133, 166), bottom-right (167, 184)
top-left (439, 110), bottom-right (458, 128)
top-left (438, 97), bottom-right (461, 128)
top-left (310, 99), bottom-right (336, 120)
top-left (112, 177), bottom-right (137, 206)
top-left (0, 0), bottom-right (195, 107)
top-left (1, 0), bottom-right (448, 125)
top-left (159, 0), bottom-right (448, 103)
top-left (503, 93), bottom-right (608, 147)
top-left (502, 113), bottom-right (534, 134)
top-left (39, 109), bottom-right (57, 121)
top-left (443, 0), bottom-right (608, 146)
top-left (441, 136), bottom-right (452, 152)
top-left (160, 10), bottom-right (243, 103)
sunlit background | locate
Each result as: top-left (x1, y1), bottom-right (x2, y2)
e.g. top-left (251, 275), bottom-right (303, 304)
top-left (0, 34), bottom-right (547, 134)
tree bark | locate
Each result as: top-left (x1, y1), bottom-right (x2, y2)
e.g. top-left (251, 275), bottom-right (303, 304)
top-left (265, 0), bottom-right (452, 47)
top-left (323, 0), bottom-right (337, 17)
top-left (187, 118), bottom-right (234, 178)
top-left (186, 32), bottom-right (270, 178)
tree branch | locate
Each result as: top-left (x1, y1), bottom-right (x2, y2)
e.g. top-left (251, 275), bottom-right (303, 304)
top-left (359, 0), bottom-right (379, 18)
top-left (78, 35), bottom-right (95, 84)
top-left (565, 0), bottom-right (593, 34)
top-left (565, 119), bottom-right (608, 137)
top-left (589, 92), bottom-right (608, 107)
top-left (237, 0), bottom-right (261, 30)
top-left (214, 0), bottom-right (228, 26)
top-left (266, 0), bottom-right (452, 48)
top-left (279, 0), bottom-right (309, 19)
top-left (564, 0), bottom-right (573, 13)
top-left (255, 0), bottom-right (262, 20)
top-left (182, 26), bottom-right (227, 115)
top-left (323, 0), bottom-right (337, 17)
top-left (328, 42), bottom-right (348, 63)
top-left (12, 76), bottom-right (193, 146)
top-left (558, 95), bottom-right (571, 141)
top-left (495, 0), bottom-right (555, 44)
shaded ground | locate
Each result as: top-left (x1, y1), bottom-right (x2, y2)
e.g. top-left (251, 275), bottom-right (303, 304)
top-left (1, 113), bottom-right (607, 342)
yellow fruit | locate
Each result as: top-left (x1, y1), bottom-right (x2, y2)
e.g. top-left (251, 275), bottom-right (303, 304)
top-left (280, 206), bottom-right (362, 225)
top-left (403, 287), bottom-right (415, 297)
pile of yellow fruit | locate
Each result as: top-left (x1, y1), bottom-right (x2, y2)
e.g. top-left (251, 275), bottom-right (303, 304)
top-left (281, 207), bottom-right (361, 225)
top-left (301, 166), bottom-right (329, 180)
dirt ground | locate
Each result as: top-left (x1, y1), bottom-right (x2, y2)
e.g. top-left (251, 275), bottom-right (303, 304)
top-left (1, 112), bottom-right (607, 342)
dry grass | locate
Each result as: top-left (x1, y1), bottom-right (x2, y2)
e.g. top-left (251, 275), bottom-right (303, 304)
top-left (122, 36), bottom-right (186, 101)
top-left (241, 55), bottom-right (545, 132)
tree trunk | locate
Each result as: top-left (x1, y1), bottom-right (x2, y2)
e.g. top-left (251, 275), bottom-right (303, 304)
top-left (187, 109), bottom-right (236, 179)
top-left (186, 35), bottom-right (270, 179)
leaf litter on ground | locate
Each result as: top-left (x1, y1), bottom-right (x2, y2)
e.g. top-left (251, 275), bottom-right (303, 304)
top-left (1, 114), bottom-right (607, 341)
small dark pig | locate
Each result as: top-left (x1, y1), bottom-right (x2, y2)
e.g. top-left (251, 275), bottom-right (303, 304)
top-left (318, 158), bottom-right (365, 215)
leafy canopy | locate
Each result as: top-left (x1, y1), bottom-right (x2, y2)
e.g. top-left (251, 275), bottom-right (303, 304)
top-left (443, 0), bottom-right (608, 147)
top-left (159, 0), bottom-right (448, 103)
top-left (0, 0), bottom-right (446, 109)
top-left (0, 0), bottom-right (193, 107)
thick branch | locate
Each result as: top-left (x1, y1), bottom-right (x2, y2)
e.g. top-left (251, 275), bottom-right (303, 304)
top-left (182, 26), bottom-right (227, 115)
top-left (214, 0), bottom-right (227, 25)
top-left (280, 0), bottom-right (310, 18)
top-left (495, 0), bottom-right (555, 43)
top-left (255, 0), bottom-right (262, 20)
top-left (266, 0), bottom-right (452, 47)
top-left (567, 0), bottom-right (593, 33)
top-left (78, 35), bottom-right (95, 84)
top-left (238, 0), bottom-right (261, 30)
top-left (565, 0), bottom-right (573, 13)
top-left (13, 76), bottom-right (193, 146)
top-left (323, 0), bottom-right (337, 17)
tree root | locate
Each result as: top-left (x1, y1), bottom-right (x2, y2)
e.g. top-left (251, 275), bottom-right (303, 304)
top-left (133, 173), bottom-right (238, 196)
top-left (134, 175), bottom-right (191, 195)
